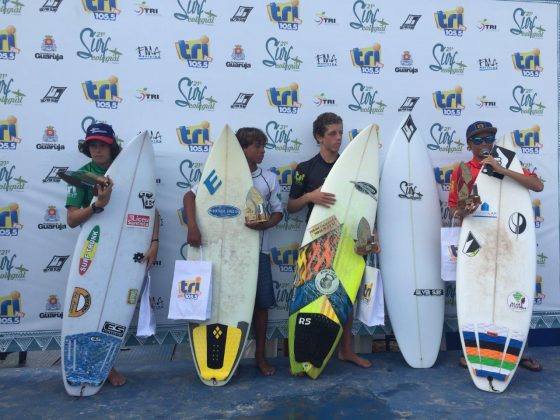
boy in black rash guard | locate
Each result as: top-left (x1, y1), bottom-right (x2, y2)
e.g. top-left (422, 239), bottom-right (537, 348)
top-left (287, 112), bottom-right (372, 369)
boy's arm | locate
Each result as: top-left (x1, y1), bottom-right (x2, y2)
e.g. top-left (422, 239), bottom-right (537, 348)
top-left (246, 212), bottom-right (283, 231)
top-left (66, 178), bottom-right (114, 228)
top-left (183, 190), bottom-right (202, 247)
top-left (287, 187), bottom-right (336, 213)
top-left (482, 156), bottom-right (544, 192)
top-left (141, 209), bottom-right (160, 270)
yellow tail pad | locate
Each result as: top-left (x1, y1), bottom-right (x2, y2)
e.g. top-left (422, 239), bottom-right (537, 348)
top-left (192, 325), bottom-right (242, 381)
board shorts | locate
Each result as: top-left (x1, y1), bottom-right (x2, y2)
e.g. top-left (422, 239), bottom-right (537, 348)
top-left (255, 253), bottom-right (276, 310)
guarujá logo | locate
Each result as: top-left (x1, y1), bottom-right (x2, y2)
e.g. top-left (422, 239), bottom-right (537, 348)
top-left (81, 0), bottom-right (121, 21)
top-left (176, 121), bottom-right (212, 152)
top-left (512, 48), bottom-right (542, 77)
top-left (176, 35), bottom-right (212, 68)
top-left (82, 75), bottom-right (122, 109)
top-left (434, 6), bottom-right (466, 36)
top-left (267, 1), bottom-right (302, 30)
top-left (350, 43), bottom-right (383, 74)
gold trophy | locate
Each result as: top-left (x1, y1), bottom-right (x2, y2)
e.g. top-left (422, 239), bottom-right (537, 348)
top-left (456, 162), bottom-right (481, 209)
top-left (354, 217), bottom-right (379, 255)
top-left (57, 169), bottom-right (109, 196)
top-left (245, 187), bottom-right (268, 224)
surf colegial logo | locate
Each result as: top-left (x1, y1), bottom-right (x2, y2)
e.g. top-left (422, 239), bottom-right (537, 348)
top-left (79, 225), bottom-right (100, 275)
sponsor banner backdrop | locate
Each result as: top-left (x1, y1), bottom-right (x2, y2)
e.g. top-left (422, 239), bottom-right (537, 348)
top-left (1, 0), bottom-right (558, 349)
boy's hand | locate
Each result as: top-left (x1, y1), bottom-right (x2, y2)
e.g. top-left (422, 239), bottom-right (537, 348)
top-left (187, 225), bottom-right (202, 247)
top-left (95, 176), bottom-right (113, 208)
top-left (307, 187), bottom-right (336, 208)
top-left (141, 241), bottom-right (159, 271)
top-left (245, 220), bottom-right (269, 231)
top-left (481, 155), bottom-right (505, 174)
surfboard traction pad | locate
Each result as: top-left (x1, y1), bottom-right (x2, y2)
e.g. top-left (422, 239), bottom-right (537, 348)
top-left (289, 222), bottom-right (365, 378)
top-left (64, 332), bottom-right (122, 387)
top-left (461, 323), bottom-right (524, 389)
top-left (189, 321), bottom-right (248, 384)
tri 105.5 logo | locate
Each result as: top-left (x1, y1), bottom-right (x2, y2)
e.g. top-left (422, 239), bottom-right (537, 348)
top-left (81, 0), bottom-right (121, 21)
top-left (434, 164), bottom-right (455, 192)
top-left (434, 7), bottom-right (466, 36)
top-left (512, 49), bottom-right (542, 77)
top-left (176, 121), bottom-right (212, 152)
top-left (0, 291), bottom-right (24, 325)
top-left (511, 125), bottom-right (542, 154)
top-left (270, 242), bottom-right (299, 272)
top-left (176, 35), bottom-right (212, 68)
top-left (432, 86), bottom-right (464, 116)
top-left (82, 76), bottom-right (122, 109)
top-left (0, 115), bottom-right (21, 151)
top-left (0, 26), bottom-right (20, 60)
top-left (175, 77), bottom-right (217, 111)
top-left (0, 202), bottom-right (22, 237)
top-left (267, 83), bottom-right (301, 114)
top-left (267, 1), bottom-right (302, 30)
top-left (350, 43), bottom-right (383, 74)
top-left (269, 162), bottom-right (297, 192)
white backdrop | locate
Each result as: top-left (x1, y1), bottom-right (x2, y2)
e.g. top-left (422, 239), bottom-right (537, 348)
top-left (1, 0), bottom-right (558, 351)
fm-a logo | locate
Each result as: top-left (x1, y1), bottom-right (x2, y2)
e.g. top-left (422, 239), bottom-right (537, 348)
top-left (136, 88), bottom-right (161, 103)
top-left (395, 51), bottom-right (418, 74)
top-left (477, 18), bottom-right (497, 32)
top-left (398, 97), bottom-right (419, 112)
top-left (35, 35), bottom-right (64, 61)
top-left (315, 11), bottom-right (336, 25)
top-left (313, 93), bottom-right (336, 107)
top-left (0, 116), bottom-right (21, 151)
top-left (137, 45), bottom-right (161, 60)
top-left (44, 255), bottom-right (69, 272)
top-left (316, 53), bottom-right (337, 67)
top-left (175, 77), bottom-right (217, 111)
top-left (434, 6), bottom-right (466, 36)
top-left (270, 242), bottom-right (299, 272)
top-left (0, 250), bottom-right (27, 280)
top-left (40, 294), bottom-right (63, 319)
top-left (43, 166), bottom-right (67, 183)
top-left (77, 28), bottom-right (122, 63)
top-left (231, 6), bottom-right (253, 22)
top-left (263, 38), bottom-right (302, 71)
top-left (510, 85), bottom-right (544, 116)
top-left (40, 86), bottom-right (67, 103)
top-left (231, 93), bottom-right (253, 109)
top-left (0, 26), bottom-right (19, 60)
top-left (176, 158), bottom-right (203, 189)
top-left (0, 203), bottom-right (22, 237)
top-left (427, 123), bottom-right (463, 153)
top-left (176, 35), bottom-right (212, 68)
top-left (510, 8), bottom-right (544, 39)
top-left (141, 130), bottom-right (163, 144)
top-left (134, 2), bottom-right (159, 16)
top-left (476, 95), bottom-right (497, 109)
top-left (38, 205), bottom-right (67, 230)
top-left (478, 57), bottom-right (498, 71)
top-left (81, 0), bottom-right (120, 21)
top-left (434, 164), bottom-right (455, 191)
top-left (265, 122), bottom-right (301, 153)
top-left (532, 199), bottom-right (544, 228)
top-left (348, 83), bottom-right (386, 115)
top-left (226, 45), bottom-right (251, 69)
top-left (0, 291), bottom-right (24, 324)
top-left (430, 44), bottom-right (466, 74)
top-left (350, 1), bottom-right (388, 33)
top-left (266, 83), bottom-right (301, 114)
top-left (401, 14), bottom-right (421, 30)
top-left (269, 162), bottom-right (297, 192)
top-left (535, 275), bottom-right (545, 303)
top-left (512, 49), bottom-right (542, 77)
top-left (82, 76), bottom-right (122, 109)
top-left (0, 161), bottom-right (26, 192)
top-left (174, 0), bottom-right (217, 24)
top-left (267, 1), bottom-right (302, 30)
top-left (432, 86), bottom-right (464, 116)
top-left (512, 125), bottom-right (542, 154)
top-left (351, 43), bottom-right (383, 74)
top-left (178, 277), bottom-right (201, 299)
top-left (176, 121), bottom-right (212, 152)
top-left (40, 0), bottom-right (63, 12)
top-left (0, 75), bottom-right (25, 106)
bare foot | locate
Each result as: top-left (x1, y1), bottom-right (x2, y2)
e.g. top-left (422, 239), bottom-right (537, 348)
top-left (107, 368), bottom-right (126, 387)
top-left (256, 358), bottom-right (276, 376)
top-left (338, 350), bottom-right (372, 368)
top-left (289, 368), bottom-right (305, 377)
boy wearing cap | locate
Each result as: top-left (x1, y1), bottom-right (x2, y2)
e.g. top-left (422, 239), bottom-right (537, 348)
top-left (65, 122), bottom-right (160, 386)
top-left (449, 121), bottom-right (544, 372)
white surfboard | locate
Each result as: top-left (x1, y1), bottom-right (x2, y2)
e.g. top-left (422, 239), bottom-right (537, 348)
top-left (61, 132), bottom-right (156, 396)
top-left (288, 123), bottom-right (379, 379)
top-left (378, 114), bottom-right (443, 368)
top-left (456, 137), bottom-right (535, 393)
top-left (186, 124), bottom-right (259, 386)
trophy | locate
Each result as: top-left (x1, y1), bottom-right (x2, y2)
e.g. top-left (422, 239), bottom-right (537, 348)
top-left (456, 162), bottom-right (481, 209)
top-left (57, 169), bottom-right (109, 196)
top-left (245, 187), bottom-right (268, 224)
top-left (354, 217), bottom-right (379, 255)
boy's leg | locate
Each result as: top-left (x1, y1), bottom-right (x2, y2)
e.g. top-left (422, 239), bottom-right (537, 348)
top-left (338, 313), bottom-right (372, 368)
top-left (107, 367), bottom-right (126, 386)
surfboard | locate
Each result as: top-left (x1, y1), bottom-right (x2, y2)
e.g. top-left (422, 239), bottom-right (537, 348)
top-left (61, 132), bottom-right (156, 396)
top-left (456, 137), bottom-right (535, 393)
top-left (186, 124), bottom-right (259, 386)
top-left (288, 123), bottom-right (379, 379)
top-left (377, 114), bottom-right (443, 368)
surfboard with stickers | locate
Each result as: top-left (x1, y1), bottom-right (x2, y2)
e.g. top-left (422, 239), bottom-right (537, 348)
top-left (61, 132), bottom-right (156, 396)
top-left (186, 125), bottom-right (259, 386)
top-left (377, 114), bottom-right (443, 368)
top-left (288, 124), bottom-right (379, 379)
top-left (456, 136), bottom-right (536, 393)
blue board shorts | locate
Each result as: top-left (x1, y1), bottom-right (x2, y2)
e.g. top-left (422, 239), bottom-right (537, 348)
top-left (256, 253), bottom-right (276, 310)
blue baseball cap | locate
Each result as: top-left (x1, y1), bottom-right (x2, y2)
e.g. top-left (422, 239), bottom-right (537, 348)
top-left (466, 121), bottom-right (497, 141)
top-left (85, 122), bottom-right (115, 145)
